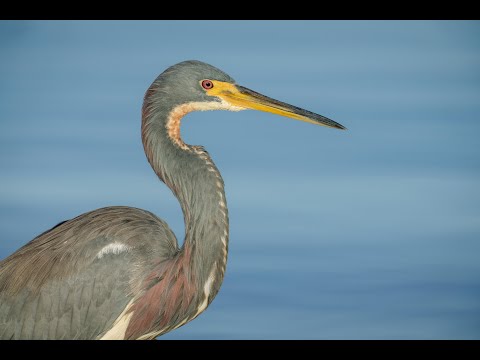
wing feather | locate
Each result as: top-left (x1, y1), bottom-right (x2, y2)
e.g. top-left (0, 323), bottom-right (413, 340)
top-left (0, 206), bottom-right (178, 339)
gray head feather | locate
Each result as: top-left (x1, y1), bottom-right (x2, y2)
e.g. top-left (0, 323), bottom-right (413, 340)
top-left (149, 60), bottom-right (236, 105)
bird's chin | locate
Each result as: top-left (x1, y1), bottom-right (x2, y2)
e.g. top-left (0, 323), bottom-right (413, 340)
top-left (215, 98), bottom-right (247, 112)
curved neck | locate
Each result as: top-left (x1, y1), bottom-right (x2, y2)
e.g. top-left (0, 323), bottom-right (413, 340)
top-left (141, 91), bottom-right (229, 299)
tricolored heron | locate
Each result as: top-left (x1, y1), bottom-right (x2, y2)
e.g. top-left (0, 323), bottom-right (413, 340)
top-left (0, 60), bottom-right (345, 339)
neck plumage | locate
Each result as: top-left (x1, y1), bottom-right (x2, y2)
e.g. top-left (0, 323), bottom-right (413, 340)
top-left (141, 91), bottom-right (229, 304)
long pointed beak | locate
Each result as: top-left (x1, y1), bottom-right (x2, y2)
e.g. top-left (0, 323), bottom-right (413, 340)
top-left (211, 81), bottom-right (346, 130)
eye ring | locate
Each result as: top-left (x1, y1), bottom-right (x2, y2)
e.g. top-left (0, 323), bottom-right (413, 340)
top-left (201, 80), bottom-right (214, 90)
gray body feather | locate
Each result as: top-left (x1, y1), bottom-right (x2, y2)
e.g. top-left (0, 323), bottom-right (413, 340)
top-left (0, 61), bottom-right (233, 339)
top-left (0, 207), bottom-right (179, 339)
top-left (0, 60), bottom-right (338, 339)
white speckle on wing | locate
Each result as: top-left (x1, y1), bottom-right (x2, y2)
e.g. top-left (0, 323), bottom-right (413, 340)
top-left (96, 242), bottom-right (131, 259)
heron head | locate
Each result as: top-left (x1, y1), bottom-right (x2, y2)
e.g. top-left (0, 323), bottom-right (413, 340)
top-left (153, 60), bottom-right (346, 130)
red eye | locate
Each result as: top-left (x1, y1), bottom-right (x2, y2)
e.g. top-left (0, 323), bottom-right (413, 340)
top-left (201, 80), bottom-right (214, 90)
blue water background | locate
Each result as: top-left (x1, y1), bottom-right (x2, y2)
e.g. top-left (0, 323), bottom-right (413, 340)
top-left (0, 20), bottom-right (479, 339)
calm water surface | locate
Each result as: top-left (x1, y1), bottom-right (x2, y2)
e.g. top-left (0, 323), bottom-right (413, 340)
top-left (0, 20), bottom-right (479, 339)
